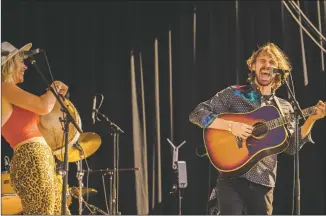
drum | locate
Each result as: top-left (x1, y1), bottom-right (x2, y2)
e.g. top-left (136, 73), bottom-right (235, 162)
top-left (1, 172), bottom-right (23, 215)
top-left (38, 98), bottom-right (82, 155)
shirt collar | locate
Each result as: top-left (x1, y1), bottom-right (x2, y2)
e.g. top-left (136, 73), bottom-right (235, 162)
top-left (249, 82), bottom-right (275, 97)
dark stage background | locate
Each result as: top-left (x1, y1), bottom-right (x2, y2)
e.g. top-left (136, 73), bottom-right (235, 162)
top-left (1, 1), bottom-right (326, 215)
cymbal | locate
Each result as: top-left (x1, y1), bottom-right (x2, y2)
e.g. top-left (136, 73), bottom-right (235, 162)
top-left (56, 132), bottom-right (102, 162)
top-left (70, 187), bottom-right (98, 198)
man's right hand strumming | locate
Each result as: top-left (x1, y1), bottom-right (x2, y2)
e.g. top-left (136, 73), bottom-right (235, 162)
top-left (230, 122), bottom-right (253, 140)
top-left (208, 118), bottom-right (253, 140)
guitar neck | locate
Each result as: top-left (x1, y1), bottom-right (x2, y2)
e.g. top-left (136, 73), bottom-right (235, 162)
top-left (266, 106), bottom-right (315, 130)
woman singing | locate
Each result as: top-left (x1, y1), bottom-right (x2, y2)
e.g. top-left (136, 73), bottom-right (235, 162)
top-left (1, 41), bottom-right (69, 214)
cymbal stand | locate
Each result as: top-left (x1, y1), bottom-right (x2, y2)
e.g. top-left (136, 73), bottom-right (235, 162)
top-left (93, 109), bottom-right (124, 215)
top-left (84, 202), bottom-right (108, 215)
top-left (167, 138), bottom-right (188, 215)
top-left (85, 168), bottom-right (139, 215)
top-left (75, 143), bottom-right (86, 215)
top-left (104, 170), bottom-right (113, 214)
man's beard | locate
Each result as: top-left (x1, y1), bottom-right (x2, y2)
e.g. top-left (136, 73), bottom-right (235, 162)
top-left (255, 70), bottom-right (275, 87)
top-left (256, 77), bottom-right (274, 86)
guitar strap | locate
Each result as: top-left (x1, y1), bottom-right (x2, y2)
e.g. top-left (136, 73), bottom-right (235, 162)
top-left (273, 96), bottom-right (290, 137)
top-left (273, 96), bottom-right (285, 117)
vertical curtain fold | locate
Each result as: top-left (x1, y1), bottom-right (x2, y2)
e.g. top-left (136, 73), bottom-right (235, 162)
top-left (154, 38), bottom-right (162, 205)
top-left (131, 51), bottom-right (149, 215)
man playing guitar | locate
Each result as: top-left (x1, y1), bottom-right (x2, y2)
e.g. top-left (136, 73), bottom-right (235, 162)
top-left (189, 42), bottom-right (325, 215)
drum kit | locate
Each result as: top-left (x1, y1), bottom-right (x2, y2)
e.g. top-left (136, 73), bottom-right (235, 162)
top-left (1, 171), bottom-right (23, 215)
top-left (1, 98), bottom-right (118, 215)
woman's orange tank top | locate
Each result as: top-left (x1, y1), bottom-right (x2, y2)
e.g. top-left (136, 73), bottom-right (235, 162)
top-left (2, 106), bottom-right (43, 149)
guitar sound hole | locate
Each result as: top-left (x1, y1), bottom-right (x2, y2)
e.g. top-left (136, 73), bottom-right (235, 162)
top-left (252, 122), bottom-right (268, 137)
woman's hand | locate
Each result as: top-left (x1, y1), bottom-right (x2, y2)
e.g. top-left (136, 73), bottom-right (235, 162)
top-left (51, 81), bottom-right (69, 96)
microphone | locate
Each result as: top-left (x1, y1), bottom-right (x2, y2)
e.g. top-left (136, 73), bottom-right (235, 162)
top-left (269, 68), bottom-right (290, 75)
top-left (92, 96), bottom-right (97, 124)
top-left (23, 48), bottom-right (42, 58)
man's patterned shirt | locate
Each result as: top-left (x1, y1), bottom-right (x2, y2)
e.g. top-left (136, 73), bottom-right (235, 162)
top-left (189, 84), bottom-right (313, 187)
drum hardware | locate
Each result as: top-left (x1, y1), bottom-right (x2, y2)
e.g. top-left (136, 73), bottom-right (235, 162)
top-left (65, 186), bottom-right (98, 210)
top-left (39, 98), bottom-right (82, 154)
top-left (85, 168), bottom-right (139, 174)
top-left (60, 134), bottom-right (101, 215)
top-left (55, 103), bottom-right (82, 216)
top-left (83, 201), bottom-right (108, 215)
top-left (75, 142), bottom-right (87, 216)
top-left (70, 191), bottom-right (107, 215)
top-left (4, 156), bottom-right (10, 171)
top-left (76, 159), bottom-right (84, 215)
top-left (1, 171), bottom-right (23, 215)
top-left (39, 95), bottom-right (100, 215)
top-left (85, 168), bottom-right (139, 215)
top-left (66, 186), bottom-right (98, 213)
top-left (55, 132), bottom-right (102, 162)
top-left (69, 187), bottom-right (98, 197)
top-left (56, 132), bottom-right (101, 215)
top-left (28, 54), bottom-right (83, 215)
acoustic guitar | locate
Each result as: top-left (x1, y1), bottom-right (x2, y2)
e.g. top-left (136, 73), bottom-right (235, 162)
top-left (203, 104), bottom-right (320, 177)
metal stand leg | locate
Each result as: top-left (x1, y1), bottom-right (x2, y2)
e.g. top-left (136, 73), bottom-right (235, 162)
top-left (76, 160), bottom-right (84, 215)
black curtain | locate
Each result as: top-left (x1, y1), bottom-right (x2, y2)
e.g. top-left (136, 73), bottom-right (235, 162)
top-left (1, 1), bottom-right (325, 214)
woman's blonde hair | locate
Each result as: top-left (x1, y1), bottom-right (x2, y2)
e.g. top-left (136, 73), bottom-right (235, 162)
top-left (1, 52), bottom-right (24, 83)
top-left (246, 42), bottom-right (292, 90)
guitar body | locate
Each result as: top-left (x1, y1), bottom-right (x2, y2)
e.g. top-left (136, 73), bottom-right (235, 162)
top-left (203, 105), bottom-right (289, 177)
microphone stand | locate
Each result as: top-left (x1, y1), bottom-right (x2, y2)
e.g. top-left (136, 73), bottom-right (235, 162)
top-left (281, 75), bottom-right (305, 215)
top-left (167, 139), bottom-right (187, 215)
top-left (94, 109), bottom-right (124, 215)
top-left (86, 167), bottom-right (139, 215)
top-left (29, 55), bottom-right (83, 215)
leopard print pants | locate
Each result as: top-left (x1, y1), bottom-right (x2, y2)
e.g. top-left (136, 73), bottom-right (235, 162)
top-left (10, 141), bottom-right (70, 215)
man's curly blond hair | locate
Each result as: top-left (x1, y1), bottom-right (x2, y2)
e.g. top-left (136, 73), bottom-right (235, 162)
top-left (246, 42), bottom-right (292, 90)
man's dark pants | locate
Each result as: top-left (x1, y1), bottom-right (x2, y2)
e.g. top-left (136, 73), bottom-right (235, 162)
top-left (216, 177), bottom-right (274, 215)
